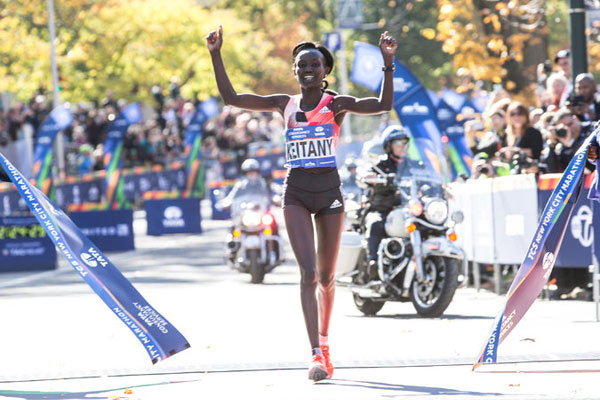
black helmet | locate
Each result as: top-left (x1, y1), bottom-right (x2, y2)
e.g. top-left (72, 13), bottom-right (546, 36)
top-left (240, 158), bottom-right (260, 173)
top-left (381, 125), bottom-right (410, 153)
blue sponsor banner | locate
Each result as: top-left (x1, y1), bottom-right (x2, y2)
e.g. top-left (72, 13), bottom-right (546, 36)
top-left (69, 209), bottom-right (135, 252)
top-left (32, 106), bottom-right (73, 192)
top-left (144, 198), bottom-right (202, 236)
top-left (0, 216), bottom-right (56, 272)
top-left (285, 124), bottom-right (337, 168)
top-left (0, 153), bottom-right (190, 363)
top-left (474, 134), bottom-right (595, 368)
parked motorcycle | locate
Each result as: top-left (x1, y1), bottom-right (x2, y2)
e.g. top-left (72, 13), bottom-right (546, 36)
top-left (336, 164), bottom-right (464, 317)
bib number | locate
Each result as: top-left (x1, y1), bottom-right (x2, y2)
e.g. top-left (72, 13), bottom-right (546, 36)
top-left (285, 124), bottom-right (336, 169)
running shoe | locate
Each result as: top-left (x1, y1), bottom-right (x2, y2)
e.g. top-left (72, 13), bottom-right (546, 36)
top-left (320, 344), bottom-right (334, 378)
top-left (308, 354), bottom-right (328, 382)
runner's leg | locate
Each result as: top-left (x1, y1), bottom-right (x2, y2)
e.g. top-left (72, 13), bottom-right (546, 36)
top-left (283, 204), bottom-right (319, 349)
top-left (314, 212), bottom-right (344, 336)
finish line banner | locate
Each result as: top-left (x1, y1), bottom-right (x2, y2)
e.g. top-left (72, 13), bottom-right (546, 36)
top-left (0, 152), bottom-right (190, 364)
top-left (473, 132), bottom-right (597, 369)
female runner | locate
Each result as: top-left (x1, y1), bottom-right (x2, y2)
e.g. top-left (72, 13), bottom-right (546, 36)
top-left (207, 25), bottom-right (397, 381)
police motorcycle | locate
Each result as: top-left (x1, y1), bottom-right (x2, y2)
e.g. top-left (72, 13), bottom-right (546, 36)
top-left (336, 150), bottom-right (464, 317)
top-left (218, 159), bottom-right (284, 284)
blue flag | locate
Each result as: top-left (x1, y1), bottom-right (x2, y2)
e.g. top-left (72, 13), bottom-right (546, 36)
top-left (0, 153), bottom-right (190, 364)
top-left (350, 41), bottom-right (385, 92)
top-left (474, 131), bottom-right (598, 369)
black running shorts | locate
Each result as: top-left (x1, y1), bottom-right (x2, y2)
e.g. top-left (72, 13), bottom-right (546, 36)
top-left (282, 167), bottom-right (344, 216)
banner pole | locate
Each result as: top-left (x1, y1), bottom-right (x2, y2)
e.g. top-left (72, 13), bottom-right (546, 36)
top-left (47, 0), bottom-right (65, 179)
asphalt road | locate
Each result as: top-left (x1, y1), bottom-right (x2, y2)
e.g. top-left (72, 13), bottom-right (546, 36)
top-left (1, 204), bottom-right (600, 399)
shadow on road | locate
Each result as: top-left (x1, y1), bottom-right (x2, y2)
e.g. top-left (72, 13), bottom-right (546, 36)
top-left (317, 378), bottom-right (502, 396)
top-left (346, 313), bottom-right (494, 320)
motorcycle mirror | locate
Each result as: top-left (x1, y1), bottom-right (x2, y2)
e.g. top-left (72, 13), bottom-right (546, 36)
top-left (451, 210), bottom-right (464, 224)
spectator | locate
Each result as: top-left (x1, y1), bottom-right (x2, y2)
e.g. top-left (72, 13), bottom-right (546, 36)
top-left (554, 49), bottom-right (572, 81)
top-left (540, 108), bottom-right (593, 173)
top-left (546, 73), bottom-right (569, 109)
top-left (76, 144), bottom-right (94, 174)
top-left (498, 102), bottom-right (544, 169)
top-left (574, 73), bottom-right (600, 121)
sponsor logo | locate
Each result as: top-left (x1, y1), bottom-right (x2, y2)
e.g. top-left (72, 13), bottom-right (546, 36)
top-left (316, 126), bottom-right (324, 132)
top-left (80, 252), bottom-right (97, 267)
top-left (542, 252), bottom-right (555, 271)
top-left (80, 248), bottom-right (108, 268)
top-left (37, 136), bottom-right (52, 145)
top-left (437, 108), bottom-right (454, 121)
top-left (570, 205), bottom-right (593, 247)
top-left (330, 199), bottom-right (343, 209)
top-left (163, 206), bottom-right (185, 228)
top-left (393, 77), bottom-right (412, 93)
top-left (401, 102), bottom-right (429, 115)
top-left (318, 106), bottom-right (331, 113)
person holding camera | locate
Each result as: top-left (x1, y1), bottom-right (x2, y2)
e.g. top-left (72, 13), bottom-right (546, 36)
top-left (540, 108), bottom-right (593, 173)
top-left (497, 102), bottom-right (543, 172)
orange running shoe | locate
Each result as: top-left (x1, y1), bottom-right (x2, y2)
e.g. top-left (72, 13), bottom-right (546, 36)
top-left (320, 345), bottom-right (334, 379)
top-left (308, 354), bottom-right (328, 382)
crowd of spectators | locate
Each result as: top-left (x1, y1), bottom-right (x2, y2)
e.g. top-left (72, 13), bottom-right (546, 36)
top-left (0, 78), bottom-right (286, 178)
top-left (467, 49), bottom-right (600, 179)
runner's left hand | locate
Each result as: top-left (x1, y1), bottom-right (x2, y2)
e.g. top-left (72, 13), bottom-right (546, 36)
top-left (379, 31), bottom-right (397, 58)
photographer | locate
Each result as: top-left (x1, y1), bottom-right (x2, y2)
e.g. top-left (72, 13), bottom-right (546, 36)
top-left (540, 108), bottom-right (593, 173)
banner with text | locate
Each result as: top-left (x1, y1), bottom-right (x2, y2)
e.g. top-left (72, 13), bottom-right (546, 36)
top-left (0, 152), bottom-right (190, 363)
top-left (474, 133), bottom-right (597, 368)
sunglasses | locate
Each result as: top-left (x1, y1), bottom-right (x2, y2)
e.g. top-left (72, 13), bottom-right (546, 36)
top-left (510, 112), bottom-right (525, 117)
top-left (391, 139), bottom-right (409, 146)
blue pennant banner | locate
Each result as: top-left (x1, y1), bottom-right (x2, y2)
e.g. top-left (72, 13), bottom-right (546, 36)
top-left (474, 131), bottom-right (598, 369)
top-left (0, 152), bottom-right (190, 364)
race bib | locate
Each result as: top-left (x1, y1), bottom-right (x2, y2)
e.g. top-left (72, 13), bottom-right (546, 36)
top-left (285, 124), bottom-right (336, 168)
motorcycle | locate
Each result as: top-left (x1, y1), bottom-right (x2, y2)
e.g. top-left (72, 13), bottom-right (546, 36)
top-left (336, 164), bottom-right (465, 317)
top-left (224, 193), bottom-right (283, 284)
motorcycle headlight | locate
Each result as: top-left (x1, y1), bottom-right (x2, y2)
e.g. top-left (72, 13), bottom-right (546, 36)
top-left (242, 212), bottom-right (261, 227)
top-left (424, 199), bottom-right (448, 225)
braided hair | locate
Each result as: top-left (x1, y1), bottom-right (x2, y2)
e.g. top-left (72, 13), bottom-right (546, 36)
top-left (292, 41), bottom-right (337, 95)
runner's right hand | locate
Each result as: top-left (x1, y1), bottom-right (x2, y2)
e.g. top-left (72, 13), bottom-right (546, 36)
top-left (206, 25), bottom-right (223, 53)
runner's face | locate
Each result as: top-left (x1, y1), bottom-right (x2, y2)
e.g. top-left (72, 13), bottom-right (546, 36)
top-left (294, 50), bottom-right (329, 89)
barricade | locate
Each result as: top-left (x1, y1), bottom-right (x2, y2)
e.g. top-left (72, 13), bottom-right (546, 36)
top-left (451, 174), bottom-right (539, 293)
top-left (68, 207), bottom-right (135, 252)
top-left (143, 193), bottom-right (202, 236)
top-left (0, 216), bottom-right (56, 272)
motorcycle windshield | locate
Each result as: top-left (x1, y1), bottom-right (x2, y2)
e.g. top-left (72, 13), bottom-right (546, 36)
top-left (230, 193), bottom-right (270, 217)
top-left (394, 159), bottom-right (445, 199)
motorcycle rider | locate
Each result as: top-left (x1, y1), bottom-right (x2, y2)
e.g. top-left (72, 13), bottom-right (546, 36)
top-left (362, 125), bottom-right (421, 279)
top-left (221, 158), bottom-right (279, 261)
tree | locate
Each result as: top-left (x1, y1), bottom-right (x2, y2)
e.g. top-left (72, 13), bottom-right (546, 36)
top-left (435, 0), bottom-right (548, 102)
top-left (0, 0), bottom-right (274, 103)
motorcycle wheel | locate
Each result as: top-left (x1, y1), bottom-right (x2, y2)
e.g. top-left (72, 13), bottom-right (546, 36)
top-left (410, 256), bottom-right (458, 318)
top-left (249, 249), bottom-right (265, 284)
top-left (353, 293), bottom-right (385, 316)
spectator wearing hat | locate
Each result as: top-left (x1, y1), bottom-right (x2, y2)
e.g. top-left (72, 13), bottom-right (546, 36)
top-left (555, 49), bottom-right (572, 80)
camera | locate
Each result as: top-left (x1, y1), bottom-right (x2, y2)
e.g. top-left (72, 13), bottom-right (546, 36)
top-left (510, 151), bottom-right (537, 174)
top-left (567, 94), bottom-right (585, 107)
top-left (556, 127), bottom-right (568, 138)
